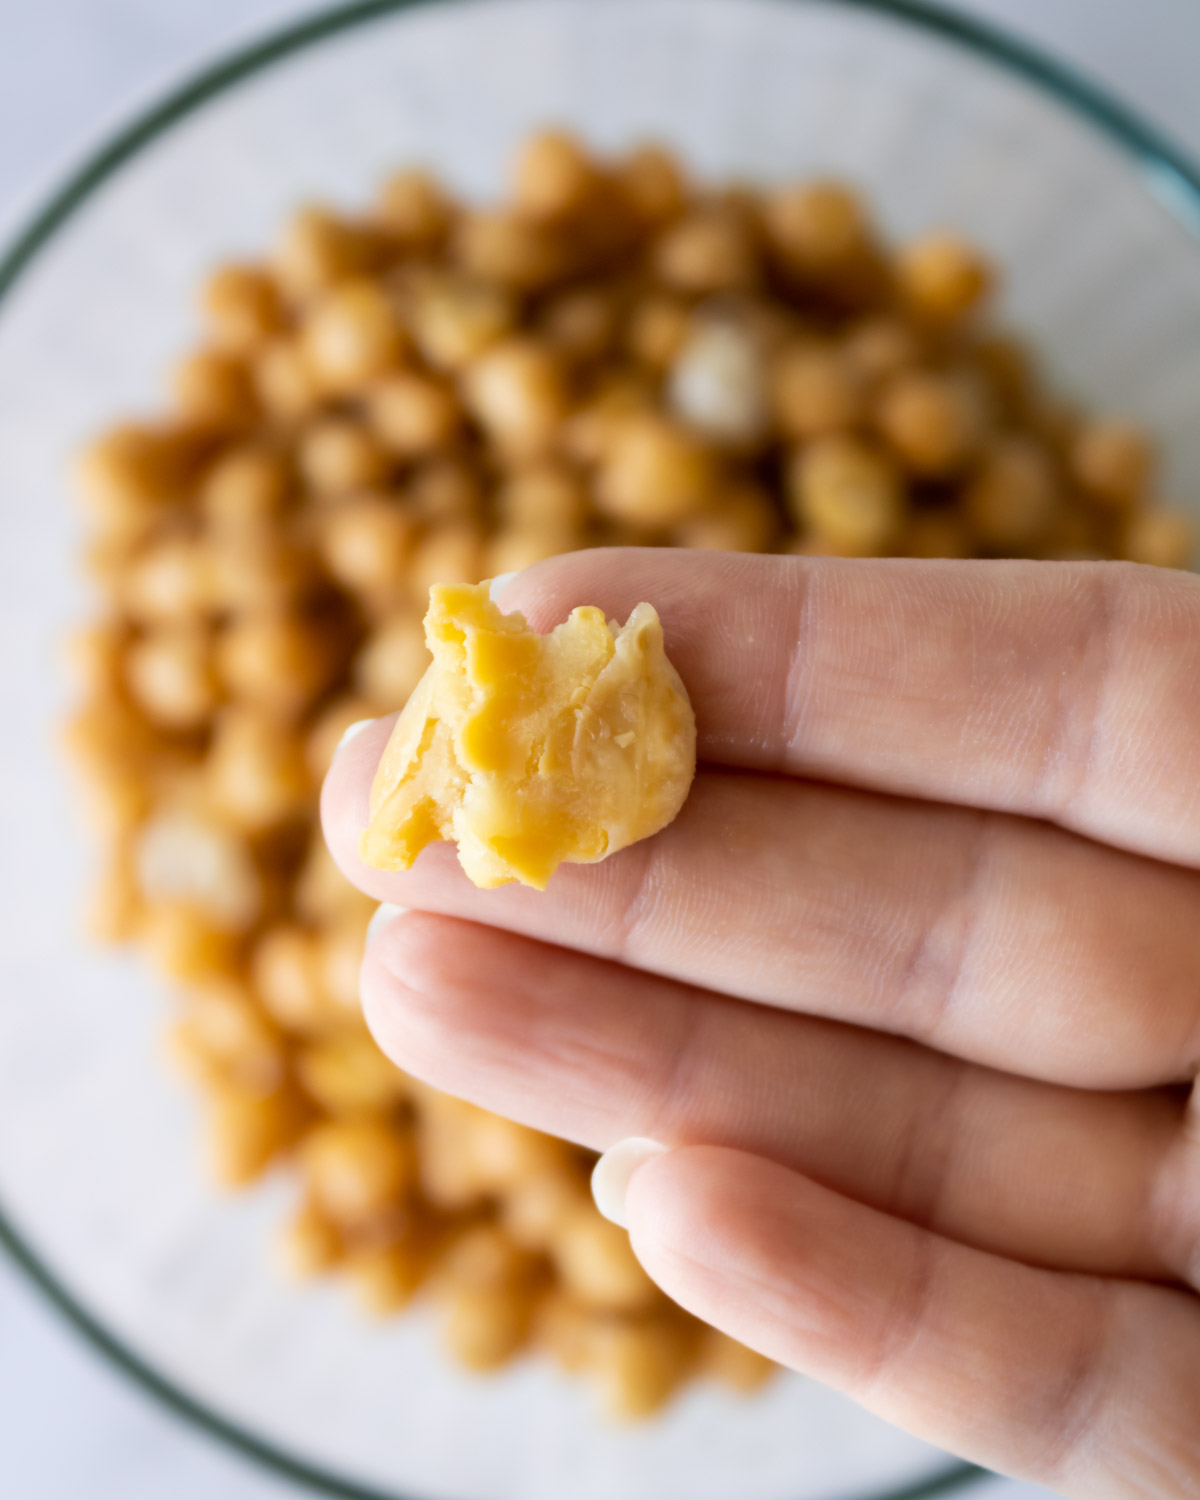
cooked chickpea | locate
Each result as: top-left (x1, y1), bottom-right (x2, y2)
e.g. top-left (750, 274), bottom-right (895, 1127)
top-left (346, 1239), bottom-right (429, 1316)
top-left (617, 142), bottom-right (688, 226)
top-left (552, 1204), bottom-right (660, 1312)
top-left (596, 413), bottom-right (720, 526)
top-left (170, 980), bottom-right (285, 1094)
top-left (207, 710), bottom-right (312, 832)
top-left (295, 832), bottom-right (379, 927)
top-left (454, 210), bottom-right (568, 291)
top-left (406, 457), bottom-right (483, 524)
top-left (315, 494), bottom-right (415, 603)
top-left (86, 841), bottom-right (145, 944)
top-left (898, 232), bottom-right (993, 323)
top-left (407, 523), bottom-right (485, 598)
top-left (298, 416), bottom-right (391, 495)
top-left (584, 1318), bottom-right (691, 1421)
top-left (254, 337), bottom-right (324, 422)
top-left (561, 380), bottom-right (657, 467)
top-left (206, 528), bottom-right (315, 613)
top-left (202, 264), bottom-right (285, 353)
top-left (788, 435), bottom-right (905, 556)
top-left (698, 1328), bottom-right (776, 1393)
top-left (305, 694), bottom-right (378, 778)
top-left (442, 1223), bottom-right (545, 1292)
top-left (626, 294), bottom-right (692, 370)
top-left (467, 1117), bottom-right (573, 1192)
top-left (408, 276), bottom-right (515, 371)
top-left (841, 316), bottom-right (922, 388)
top-left (539, 286), bottom-right (620, 364)
top-left (302, 278), bottom-right (406, 395)
top-left (252, 925), bottom-right (339, 1033)
top-left (770, 340), bottom-right (864, 440)
top-left (366, 370), bottom-right (461, 456)
top-left (375, 167), bottom-right (452, 250)
top-left (669, 319), bottom-right (770, 447)
top-left (354, 611), bottom-right (430, 708)
top-left (75, 425), bottom-right (197, 540)
top-left (140, 901), bottom-right (241, 984)
top-left (486, 525), bottom-right (577, 576)
top-left (1071, 419), bottom-right (1154, 510)
top-left (877, 370), bottom-right (987, 477)
top-left (63, 619), bottom-right (128, 698)
top-left (653, 208), bottom-right (759, 294)
top-left (438, 1283), bottom-right (538, 1372)
top-left (275, 1199), bottom-right (343, 1279)
top-left (126, 627), bottom-right (218, 730)
top-left (301, 1119), bottom-right (416, 1226)
top-left (901, 510), bottom-right (973, 560)
top-left (215, 614), bottom-right (335, 718)
top-left (496, 461), bottom-right (588, 531)
top-left (501, 1169), bottom-right (590, 1252)
top-left (205, 1082), bottom-right (308, 1188)
top-left (763, 180), bottom-right (874, 277)
top-left (201, 445), bottom-right (291, 530)
top-left (171, 350), bottom-right (258, 432)
top-left (464, 338), bottom-right (568, 458)
top-left (511, 128), bottom-right (600, 220)
top-left (674, 483), bottom-right (778, 552)
top-left (297, 1032), bottom-right (407, 1116)
top-left (273, 206), bottom-right (373, 300)
top-left (1121, 508), bottom-right (1196, 569)
top-left (964, 437), bottom-right (1060, 551)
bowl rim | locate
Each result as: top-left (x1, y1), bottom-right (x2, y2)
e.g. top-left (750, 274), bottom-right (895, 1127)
top-left (1, 2), bottom-right (1194, 1498)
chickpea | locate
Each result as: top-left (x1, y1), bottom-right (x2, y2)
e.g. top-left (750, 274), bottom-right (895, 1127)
top-left (273, 206), bottom-right (374, 301)
top-left (455, 210), bottom-right (569, 291)
top-left (140, 901), bottom-right (242, 984)
top-left (305, 693), bottom-right (378, 778)
top-left (122, 534), bottom-right (212, 624)
top-left (501, 1169), bottom-right (590, 1252)
top-left (63, 618), bottom-right (129, 698)
top-left (552, 1204), bottom-right (660, 1313)
top-left (669, 319), bottom-right (770, 448)
top-left (171, 350), bottom-right (258, 432)
top-left (346, 1239), bottom-right (429, 1316)
top-left (841, 316), bottom-right (922, 389)
top-left (1121, 509), bottom-right (1196, 569)
top-left (408, 276), bottom-right (515, 371)
top-left (438, 1283), bottom-right (538, 1373)
top-left (584, 1317), bottom-right (691, 1421)
top-left (298, 416), bottom-right (391, 495)
top-left (442, 1223), bottom-right (545, 1292)
top-left (763, 180), bottom-right (874, 277)
top-left (254, 337), bottom-right (324, 423)
top-left (877, 370), bottom-right (987, 477)
top-left (511, 128), bottom-right (600, 221)
top-left (201, 445), bottom-right (291, 531)
top-left (486, 524), bottom-right (577, 577)
top-left (653, 208), bottom-right (759, 294)
top-left (596, 413), bottom-right (720, 526)
top-left (205, 1081), bottom-right (308, 1188)
top-left (61, 705), bottom-right (156, 836)
top-left (407, 457), bottom-right (483, 525)
top-left (375, 167), bottom-right (452, 251)
top-left (539, 286), bottom-right (621, 364)
top-left (169, 980), bottom-right (285, 1094)
top-left (295, 832), bottom-right (379, 926)
top-left (673, 483), bottom-right (778, 552)
top-left (86, 841), bottom-right (145, 944)
top-left (207, 710), bottom-right (312, 832)
top-left (301, 278), bottom-right (406, 395)
top-left (466, 1116), bottom-right (573, 1192)
top-left (698, 1328), bottom-right (775, 1393)
top-left (126, 627), bottom-right (218, 730)
top-left (206, 529), bottom-right (315, 613)
top-left (315, 493), bottom-right (415, 605)
top-left (561, 380), bottom-right (657, 467)
top-left (901, 510), bottom-right (973, 560)
top-left (496, 461), bottom-right (588, 531)
top-left (464, 338), bottom-right (568, 458)
top-left (215, 614), bottom-right (335, 718)
top-left (770, 340), bottom-right (864, 440)
top-left (617, 142), bottom-right (688, 226)
top-left (626, 294), bottom-right (692, 370)
top-left (967, 332), bottom-right (1032, 412)
top-left (898, 232), bottom-right (993, 323)
top-left (253, 925), bottom-right (339, 1033)
top-left (297, 1032), bottom-right (407, 1116)
top-left (301, 1118), bottom-right (417, 1226)
top-left (1070, 420), bottom-right (1154, 510)
top-left (354, 612), bottom-right (431, 708)
top-left (788, 435), bottom-right (904, 556)
top-left (964, 436), bottom-right (1060, 551)
top-left (407, 523), bottom-right (485, 598)
top-left (275, 1198), bottom-right (343, 1279)
top-left (201, 264), bottom-right (285, 353)
top-left (75, 425), bottom-right (197, 541)
top-left (366, 370), bottom-right (461, 457)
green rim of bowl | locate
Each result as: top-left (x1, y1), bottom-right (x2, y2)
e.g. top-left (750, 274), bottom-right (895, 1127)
top-left (1, 1), bottom-right (1197, 1497)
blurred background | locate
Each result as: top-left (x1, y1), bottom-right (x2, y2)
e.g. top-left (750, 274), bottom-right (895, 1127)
top-left (1, 1), bottom-right (1198, 1497)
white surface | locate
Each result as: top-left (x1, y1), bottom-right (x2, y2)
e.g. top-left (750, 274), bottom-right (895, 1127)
top-left (1, 1), bottom-right (1197, 1497)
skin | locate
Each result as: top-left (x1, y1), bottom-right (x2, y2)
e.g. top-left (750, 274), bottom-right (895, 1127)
top-left (322, 550), bottom-right (1200, 1497)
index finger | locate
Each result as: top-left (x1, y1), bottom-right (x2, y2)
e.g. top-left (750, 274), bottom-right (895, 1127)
top-left (501, 550), bottom-right (1200, 868)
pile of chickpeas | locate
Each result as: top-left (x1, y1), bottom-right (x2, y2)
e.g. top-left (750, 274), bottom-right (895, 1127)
top-left (63, 129), bottom-right (1193, 1420)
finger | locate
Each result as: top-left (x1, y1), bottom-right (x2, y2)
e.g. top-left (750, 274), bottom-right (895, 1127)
top-left (328, 756), bottom-right (1200, 1087)
top-left (497, 550), bottom-right (1200, 869)
top-left (623, 1146), bottom-right (1200, 1498)
top-left (362, 911), bottom-right (1193, 1287)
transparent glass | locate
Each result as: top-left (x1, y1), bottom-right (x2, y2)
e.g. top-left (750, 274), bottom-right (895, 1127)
top-left (1, 2), bottom-right (1199, 1498)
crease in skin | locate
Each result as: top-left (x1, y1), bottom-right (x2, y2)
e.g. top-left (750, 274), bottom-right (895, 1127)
top-left (360, 582), bottom-right (696, 890)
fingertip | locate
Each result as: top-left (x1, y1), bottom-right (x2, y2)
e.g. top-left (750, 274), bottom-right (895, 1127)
top-left (319, 711), bottom-right (396, 882)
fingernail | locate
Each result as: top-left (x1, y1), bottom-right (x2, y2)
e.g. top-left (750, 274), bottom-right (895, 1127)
top-left (336, 718), bottom-right (376, 754)
top-left (366, 901), bottom-right (409, 944)
top-left (591, 1138), bottom-right (669, 1229)
top-left (488, 571), bottom-right (520, 603)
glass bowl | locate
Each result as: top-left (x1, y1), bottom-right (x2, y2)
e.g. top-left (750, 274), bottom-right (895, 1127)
top-left (2, 2), bottom-right (1199, 1498)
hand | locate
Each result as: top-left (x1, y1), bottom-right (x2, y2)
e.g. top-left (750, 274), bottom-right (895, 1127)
top-left (323, 550), bottom-right (1200, 1497)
